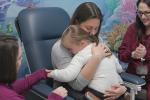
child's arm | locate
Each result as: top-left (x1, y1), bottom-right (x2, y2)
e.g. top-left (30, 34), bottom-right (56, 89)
top-left (48, 52), bottom-right (89, 82)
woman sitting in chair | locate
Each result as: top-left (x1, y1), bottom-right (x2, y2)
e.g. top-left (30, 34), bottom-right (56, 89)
top-left (51, 2), bottom-right (127, 100)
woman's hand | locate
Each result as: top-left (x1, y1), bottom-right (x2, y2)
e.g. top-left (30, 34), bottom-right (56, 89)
top-left (52, 86), bottom-right (68, 98)
top-left (132, 43), bottom-right (147, 59)
top-left (92, 43), bottom-right (111, 60)
top-left (104, 84), bottom-right (127, 100)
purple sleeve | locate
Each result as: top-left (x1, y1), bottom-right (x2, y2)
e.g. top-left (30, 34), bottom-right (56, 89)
top-left (118, 24), bottom-right (136, 62)
top-left (12, 69), bottom-right (47, 94)
top-left (48, 93), bottom-right (63, 100)
top-left (144, 37), bottom-right (150, 62)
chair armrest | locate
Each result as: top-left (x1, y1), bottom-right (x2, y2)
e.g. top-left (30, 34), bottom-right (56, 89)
top-left (120, 72), bottom-right (146, 100)
top-left (120, 72), bottom-right (146, 93)
top-left (31, 81), bottom-right (74, 100)
top-left (120, 72), bottom-right (145, 86)
top-left (32, 82), bottom-right (53, 98)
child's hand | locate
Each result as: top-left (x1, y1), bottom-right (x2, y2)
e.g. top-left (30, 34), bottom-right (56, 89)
top-left (45, 69), bottom-right (52, 77)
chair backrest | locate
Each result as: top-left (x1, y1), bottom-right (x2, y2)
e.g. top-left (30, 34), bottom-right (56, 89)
top-left (15, 7), bottom-right (70, 72)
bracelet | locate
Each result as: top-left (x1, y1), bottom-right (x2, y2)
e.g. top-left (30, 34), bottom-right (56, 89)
top-left (140, 58), bottom-right (145, 62)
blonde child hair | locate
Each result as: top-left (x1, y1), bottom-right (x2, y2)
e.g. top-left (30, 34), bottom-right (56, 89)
top-left (61, 25), bottom-right (99, 45)
top-left (61, 25), bottom-right (111, 56)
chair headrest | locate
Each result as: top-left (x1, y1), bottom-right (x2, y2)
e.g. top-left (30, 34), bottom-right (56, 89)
top-left (17, 7), bottom-right (70, 41)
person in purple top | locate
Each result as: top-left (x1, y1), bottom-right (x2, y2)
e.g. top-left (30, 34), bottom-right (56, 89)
top-left (0, 34), bottom-right (68, 100)
top-left (118, 0), bottom-right (150, 99)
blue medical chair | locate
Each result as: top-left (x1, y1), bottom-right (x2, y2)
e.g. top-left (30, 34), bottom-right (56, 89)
top-left (15, 7), bottom-right (71, 100)
top-left (15, 7), bottom-right (146, 100)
